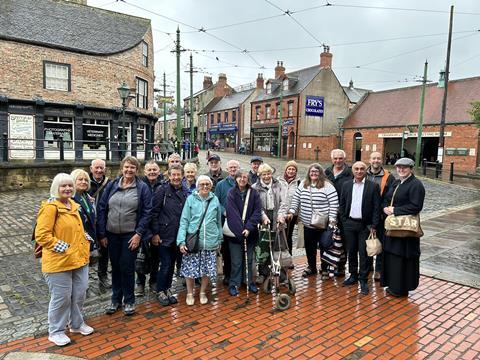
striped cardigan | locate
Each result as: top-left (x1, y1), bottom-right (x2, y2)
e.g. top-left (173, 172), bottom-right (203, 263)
top-left (288, 180), bottom-right (339, 228)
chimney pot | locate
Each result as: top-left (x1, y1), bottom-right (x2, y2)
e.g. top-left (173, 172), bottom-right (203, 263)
top-left (320, 47), bottom-right (333, 69)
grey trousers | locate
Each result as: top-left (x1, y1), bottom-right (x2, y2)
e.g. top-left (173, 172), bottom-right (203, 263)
top-left (44, 265), bottom-right (89, 336)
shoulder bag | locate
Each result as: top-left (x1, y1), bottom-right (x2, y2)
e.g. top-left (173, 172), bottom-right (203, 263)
top-left (309, 187), bottom-right (329, 230)
top-left (384, 185), bottom-right (423, 237)
top-left (186, 198), bottom-right (212, 253)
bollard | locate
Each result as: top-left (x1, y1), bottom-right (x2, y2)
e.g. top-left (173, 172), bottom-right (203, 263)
top-left (105, 137), bottom-right (110, 161)
top-left (449, 162), bottom-right (454, 182)
top-left (59, 135), bottom-right (64, 161)
top-left (435, 161), bottom-right (440, 178)
top-left (314, 146), bottom-right (320, 161)
top-left (422, 159), bottom-right (427, 176)
top-left (2, 133), bottom-right (8, 162)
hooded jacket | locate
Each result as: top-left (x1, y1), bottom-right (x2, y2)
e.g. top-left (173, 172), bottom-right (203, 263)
top-left (176, 190), bottom-right (223, 250)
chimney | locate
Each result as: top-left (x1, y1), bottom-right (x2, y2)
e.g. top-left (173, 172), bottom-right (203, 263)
top-left (203, 76), bottom-right (213, 90)
top-left (349, 79), bottom-right (354, 89)
top-left (256, 73), bottom-right (264, 89)
top-left (274, 61), bottom-right (285, 79)
top-left (320, 45), bottom-right (332, 69)
top-left (215, 73), bottom-right (229, 97)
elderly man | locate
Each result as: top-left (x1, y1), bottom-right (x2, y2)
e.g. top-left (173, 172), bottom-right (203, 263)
top-left (248, 156), bottom-right (263, 185)
top-left (339, 161), bottom-right (381, 295)
top-left (325, 149), bottom-right (353, 277)
top-left (215, 160), bottom-right (240, 285)
top-left (163, 153), bottom-right (182, 181)
top-left (204, 154), bottom-right (228, 192)
top-left (366, 151), bottom-right (395, 281)
top-left (88, 159), bottom-right (111, 288)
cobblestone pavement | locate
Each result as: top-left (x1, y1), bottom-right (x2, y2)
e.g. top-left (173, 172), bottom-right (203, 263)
top-left (0, 151), bottom-right (480, 348)
top-left (0, 261), bottom-right (479, 359)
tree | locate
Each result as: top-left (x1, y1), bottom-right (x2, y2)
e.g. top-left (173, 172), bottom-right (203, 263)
top-left (469, 101), bottom-right (480, 127)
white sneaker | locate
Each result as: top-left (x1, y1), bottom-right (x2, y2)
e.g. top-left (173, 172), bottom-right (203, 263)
top-left (70, 323), bottom-right (94, 336)
top-left (48, 333), bottom-right (71, 346)
top-left (186, 293), bottom-right (195, 306)
top-left (199, 292), bottom-right (208, 305)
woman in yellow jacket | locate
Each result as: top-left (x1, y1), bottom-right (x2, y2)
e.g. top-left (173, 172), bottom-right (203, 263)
top-left (35, 173), bottom-right (92, 347)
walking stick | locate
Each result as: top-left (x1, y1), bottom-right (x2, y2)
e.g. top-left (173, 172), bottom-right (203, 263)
top-left (244, 236), bottom-right (250, 304)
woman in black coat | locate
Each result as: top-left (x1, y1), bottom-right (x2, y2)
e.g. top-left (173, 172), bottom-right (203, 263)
top-left (382, 158), bottom-right (425, 297)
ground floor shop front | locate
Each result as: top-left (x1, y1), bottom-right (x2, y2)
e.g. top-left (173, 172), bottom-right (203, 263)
top-left (251, 122), bottom-right (296, 159)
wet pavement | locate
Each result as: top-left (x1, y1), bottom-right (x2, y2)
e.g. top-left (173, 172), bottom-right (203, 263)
top-left (0, 150), bottom-right (479, 357)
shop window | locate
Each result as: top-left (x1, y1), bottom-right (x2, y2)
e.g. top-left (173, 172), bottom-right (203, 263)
top-left (224, 111), bottom-right (229, 123)
top-left (266, 104), bottom-right (271, 119)
top-left (136, 77), bottom-right (148, 109)
top-left (44, 116), bottom-right (73, 149)
top-left (82, 119), bottom-right (109, 150)
top-left (137, 124), bottom-right (145, 150)
top-left (142, 41), bottom-right (148, 67)
top-left (288, 101), bottom-right (294, 117)
top-left (43, 61), bottom-right (71, 91)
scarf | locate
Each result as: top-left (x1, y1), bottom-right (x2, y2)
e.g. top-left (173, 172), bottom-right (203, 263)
top-left (284, 171), bottom-right (296, 184)
top-left (260, 180), bottom-right (275, 210)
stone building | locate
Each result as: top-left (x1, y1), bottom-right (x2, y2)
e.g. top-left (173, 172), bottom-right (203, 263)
top-left (342, 76), bottom-right (480, 173)
top-left (0, 0), bottom-right (156, 162)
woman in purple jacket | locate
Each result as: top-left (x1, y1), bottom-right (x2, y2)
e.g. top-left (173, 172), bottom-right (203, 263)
top-left (225, 169), bottom-right (262, 296)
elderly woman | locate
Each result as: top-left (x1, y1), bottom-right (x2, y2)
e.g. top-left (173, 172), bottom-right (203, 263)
top-left (287, 163), bottom-right (339, 279)
top-left (71, 169), bottom-right (96, 244)
top-left (382, 158), bottom-right (425, 297)
top-left (177, 175), bottom-right (222, 305)
top-left (278, 161), bottom-right (301, 255)
top-left (35, 173), bottom-right (92, 346)
top-left (97, 156), bottom-right (152, 316)
top-left (150, 164), bottom-right (188, 306)
top-left (226, 169), bottom-right (262, 296)
top-left (182, 162), bottom-right (198, 195)
top-left (252, 163), bottom-right (288, 282)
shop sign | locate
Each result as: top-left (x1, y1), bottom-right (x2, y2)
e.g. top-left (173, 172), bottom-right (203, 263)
top-left (378, 131), bottom-right (452, 138)
top-left (305, 96), bottom-right (324, 117)
top-left (84, 110), bottom-right (112, 120)
top-left (8, 114), bottom-right (35, 159)
top-left (283, 119), bottom-right (294, 126)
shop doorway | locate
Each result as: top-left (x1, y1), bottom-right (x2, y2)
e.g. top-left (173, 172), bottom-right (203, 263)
top-left (288, 132), bottom-right (295, 158)
top-left (354, 132), bottom-right (363, 161)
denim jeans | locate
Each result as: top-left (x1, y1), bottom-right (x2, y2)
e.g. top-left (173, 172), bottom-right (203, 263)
top-left (44, 265), bottom-right (89, 336)
top-left (107, 232), bottom-right (137, 305)
top-left (229, 240), bottom-right (255, 287)
top-left (157, 245), bottom-right (176, 292)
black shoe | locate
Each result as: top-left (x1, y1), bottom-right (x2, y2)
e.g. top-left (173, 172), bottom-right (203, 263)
top-left (248, 283), bottom-right (258, 294)
top-left (158, 291), bottom-right (170, 306)
top-left (343, 276), bottom-right (358, 286)
top-left (360, 281), bottom-right (369, 295)
top-left (105, 303), bottom-right (121, 315)
top-left (302, 267), bottom-right (317, 278)
top-left (166, 289), bottom-right (178, 304)
top-left (386, 287), bottom-right (407, 297)
top-left (99, 274), bottom-right (111, 289)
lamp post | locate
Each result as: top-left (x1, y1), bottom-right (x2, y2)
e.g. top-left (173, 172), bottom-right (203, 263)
top-left (117, 81), bottom-right (130, 160)
top-left (400, 129), bottom-right (409, 157)
top-left (337, 117), bottom-right (345, 149)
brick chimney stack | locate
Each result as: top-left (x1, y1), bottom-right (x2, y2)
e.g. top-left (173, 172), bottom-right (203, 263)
top-left (203, 76), bottom-right (213, 90)
top-left (214, 73), bottom-right (230, 97)
top-left (256, 73), bottom-right (264, 89)
top-left (274, 61), bottom-right (285, 79)
top-left (320, 45), bottom-right (332, 69)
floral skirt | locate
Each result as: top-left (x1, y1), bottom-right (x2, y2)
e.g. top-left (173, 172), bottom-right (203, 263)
top-left (180, 250), bottom-right (217, 280)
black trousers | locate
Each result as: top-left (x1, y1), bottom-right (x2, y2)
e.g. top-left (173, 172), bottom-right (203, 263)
top-left (285, 215), bottom-right (297, 255)
top-left (304, 227), bottom-right (328, 273)
top-left (343, 219), bottom-right (370, 281)
top-left (222, 235), bottom-right (233, 280)
top-left (97, 244), bottom-right (109, 276)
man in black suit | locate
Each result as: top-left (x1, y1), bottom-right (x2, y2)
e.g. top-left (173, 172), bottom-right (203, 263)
top-left (339, 161), bottom-right (381, 295)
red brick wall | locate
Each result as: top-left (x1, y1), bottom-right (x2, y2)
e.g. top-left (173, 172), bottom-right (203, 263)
top-left (251, 96), bottom-right (299, 124)
top-left (296, 135), bottom-right (339, 162)
top-left (343, 124), bottom-right (479, 172)
top-left (0, 29), bottom-right (155, 114)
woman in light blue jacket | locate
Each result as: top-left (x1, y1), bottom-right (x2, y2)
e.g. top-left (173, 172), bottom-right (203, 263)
top-left (177, 175), bottom-right (223, 306)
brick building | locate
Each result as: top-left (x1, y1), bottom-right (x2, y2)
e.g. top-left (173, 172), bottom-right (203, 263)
top-left (0, 0), bottom-right (156, 162)
top-left (249, 48), bottom-right (364, 161)
top-left (342, 76), bottom-right (480, 173)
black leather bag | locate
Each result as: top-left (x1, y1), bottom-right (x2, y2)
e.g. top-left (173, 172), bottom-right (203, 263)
top-left (185, 199), bottom-right (212, 253)
top-left (135, 242), bottom-right (151, 274)
top-left (319, 227), bottom-right (334, 250)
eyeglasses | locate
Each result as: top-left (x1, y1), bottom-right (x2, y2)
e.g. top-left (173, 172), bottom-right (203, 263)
top-left (198, 183), bottom-right (211, 187)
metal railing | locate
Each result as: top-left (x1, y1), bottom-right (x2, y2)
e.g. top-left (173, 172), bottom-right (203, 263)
top-left (422, 159), bottom-right (454, 182)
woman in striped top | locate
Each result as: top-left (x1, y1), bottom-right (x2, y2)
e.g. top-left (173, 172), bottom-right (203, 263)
top-left (287, 163), bottom-right (339, 278)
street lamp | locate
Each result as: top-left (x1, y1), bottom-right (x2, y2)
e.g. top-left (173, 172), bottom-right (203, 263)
top-left (117, 81), bottom-right (130, 160)
top-left (400, 129), bottom-right (409, 157)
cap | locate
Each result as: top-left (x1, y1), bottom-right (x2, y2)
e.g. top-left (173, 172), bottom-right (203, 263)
top-left (250, 156), bottom-right (263, 163)
top-left (207, 154), bottom-right (221, 162)
top-left (394, 157), bottom-right (415, 167)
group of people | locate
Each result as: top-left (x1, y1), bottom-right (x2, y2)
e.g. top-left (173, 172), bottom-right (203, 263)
top-left (34, 148), bottom-right (425, 347)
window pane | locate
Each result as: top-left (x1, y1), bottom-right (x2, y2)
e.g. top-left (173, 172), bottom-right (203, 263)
top-left (45, 63), bottom-right (69, 91)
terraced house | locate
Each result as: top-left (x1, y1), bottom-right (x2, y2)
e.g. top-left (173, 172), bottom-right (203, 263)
top-left (0, 0), bottom-right (157, 162)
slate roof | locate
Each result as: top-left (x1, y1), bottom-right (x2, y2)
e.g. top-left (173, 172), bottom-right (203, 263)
top-left (252, 65), bottom-right (322, 102)
top-left (210, 89), bottom-right (255, 112)
top-left (344, 76), bottom-right (480, 129)
top-left (342, 85), bottom-right (370, 104)
top-left (198, 97), bottom-right (223, 115)
top-left (0, 0), bottom-right (151, 55)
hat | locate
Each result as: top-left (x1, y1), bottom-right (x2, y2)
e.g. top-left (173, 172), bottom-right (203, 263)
top-left (394, 157), bottom-right (415, 167)
top-left (207, 154), bottom-right (221, 162)
top-left (250, 156), bottom-right (263, 163)
top-left (284, 160), bottom-right (298, 172)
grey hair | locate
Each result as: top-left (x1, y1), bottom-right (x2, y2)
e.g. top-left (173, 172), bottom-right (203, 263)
top-left (90, 158), bottom-right (106, 167)
top-left (196, 175), bottom-right (213, 188)
top-left (330, 149), bottom-right (346, 158)
top-left (50, 173), bottom-right (75, 198)
top-left (70, 169), bottom-right (91, 192)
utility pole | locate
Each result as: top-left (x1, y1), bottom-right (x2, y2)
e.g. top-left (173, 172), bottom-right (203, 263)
top-left (438, 5), bottom-right (454, 164)
top-left (277, 85), bottom-right (283, 158)
top-left (163, 72), bottom-right (167, 141)
top-left (415, 61), bottom-right (430, 168)
top-left (185, 53), bottom-right (198, 158)
top-left (175, 27), bottom-right (182, 144)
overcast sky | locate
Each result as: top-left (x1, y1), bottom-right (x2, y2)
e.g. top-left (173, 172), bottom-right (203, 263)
top-left (89, 0), bottom-right (480, 99)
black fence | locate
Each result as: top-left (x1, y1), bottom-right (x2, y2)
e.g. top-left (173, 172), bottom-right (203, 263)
top-left (422, 159), bottom-right (454, 182)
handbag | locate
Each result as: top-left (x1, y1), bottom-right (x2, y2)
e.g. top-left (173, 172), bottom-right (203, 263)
top-left (366, 232), bottom-right (382, 256)
top-left (319, 226), bottom-right (334, 249)
top-left (384, 185), bottom-right (423, 237)
top-left (222, 218), bottom-right (235, 237)
top-left (185, 198), bottom-right (212, 253)
top-left (135, 242), bottom-right (151, 275)
top-left (309, 188), bottom-right (329, 230)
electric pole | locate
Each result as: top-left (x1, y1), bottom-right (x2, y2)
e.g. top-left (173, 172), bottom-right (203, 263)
top-left (185, 53), bottom-right (198, 158)
top-left (415, 61), bottom-right (430, 168)
top-left (163, 72), bottom-right (167, 141)
top-left (438, 5), bottom-right (454, 164)
top-left (175, 27), bottom-right (182, 144)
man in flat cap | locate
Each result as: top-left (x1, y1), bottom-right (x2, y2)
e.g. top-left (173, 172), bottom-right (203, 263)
top-left (248, 156), bottom-right (263, 185)
top-left (204, 154), bottom-right (228, 192)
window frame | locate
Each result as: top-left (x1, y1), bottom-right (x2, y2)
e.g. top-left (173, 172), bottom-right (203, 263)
top-left (288, 101), bottom-right (294, 117)
top-left (136, 77), bottom-right (148, 109)
top-left (142, 41), bottom-right (148, 67)
top-left (43, 61), bottom-right (71, 92)
top-left (265, 104), bottom-right (271, 119)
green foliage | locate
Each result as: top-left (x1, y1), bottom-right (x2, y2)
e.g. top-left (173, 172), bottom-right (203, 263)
top-left (469, 101), bottom-right (480, 127)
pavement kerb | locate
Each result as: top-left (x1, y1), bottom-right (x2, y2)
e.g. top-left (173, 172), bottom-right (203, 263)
top-left (1, 352), bottom-right (84, 359)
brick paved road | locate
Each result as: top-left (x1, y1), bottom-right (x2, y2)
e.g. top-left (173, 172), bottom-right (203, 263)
top-left (0, 261), bottom-right (479, 359)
